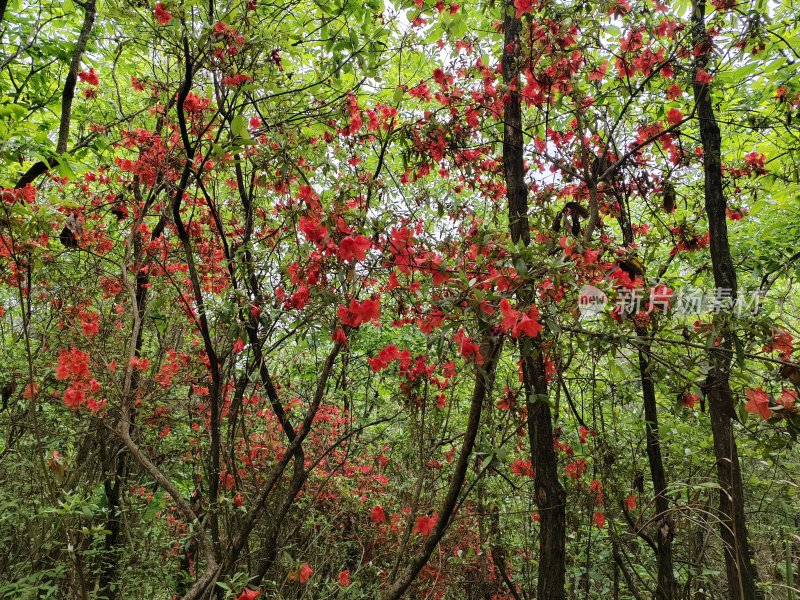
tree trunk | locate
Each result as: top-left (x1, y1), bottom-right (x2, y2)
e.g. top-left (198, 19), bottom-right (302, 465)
top-left (619, 205), bottom-right (676, 599)
top-left (522, 350), bottom-right (567, 600)
top-left (15, 0), bottom-right (96, 189)
top-left (638, 340), bottom-right (676, 600)
top-left (502, 1), bottom-right (566, 597)
top-left (691, 2), bottom-right (760, 597)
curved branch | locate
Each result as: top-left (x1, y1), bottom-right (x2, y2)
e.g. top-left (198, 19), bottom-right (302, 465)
top-left (382, 333), bottom-right (503, 600)
top-left (15, 0), bottom-right (96, 189)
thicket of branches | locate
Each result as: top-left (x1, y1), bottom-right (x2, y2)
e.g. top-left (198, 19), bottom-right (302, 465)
top-left (1, 0), bottom-right (799, 598)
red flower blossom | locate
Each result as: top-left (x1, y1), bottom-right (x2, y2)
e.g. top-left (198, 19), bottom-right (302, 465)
top-left (499, 299), bottom-right (542, 338)
top-left (666, 84), bottom-right (683, 100)
top-left (682, 392), bottom-right (700, 409)
top-left (332, 328), bottom-right (348, 346)
top-left (337, 235), bottom-right (371, 262)
top-left (764, 329), bottom-right (793, 360)
top-left (695, 69), bottom-right (713, 84)
top-left (368, 345), bottom-right (401, 371)
top-left (514, 0), bottom-right (535, 17)
top-left (566, 458), bottom-right (587, 479)
top-left (412, 513), bottom-right (438, 537)
top-left (56, 347), bottom-right (91, 381)
top-left (578, 426), bottom-right (594, 444)
top-left (223, 73), bottom-right (253, 86)
top-left (63, 384), bottom-right (86, 410)
top-left (593, 511), bottom-right (606, 528)
top-left (499, 298), bottom-right (519, 331)
top-left (78, 68), bottom-right (99, 86)
top-left (298, 215), bottom-right (328, 244)
top-left (453, 328), bottom-right (483, 365)
top-left (297, 563), bottom-right (313, 583)
top-left (744, 152), bottom-right (767, 175)
top-left (745, 387), bottom-right (771, 420)
top-left (511, 306), bottom-right (542, 338)
top-left (370, 505), bottom-right (387, 523)
top-left (337, 298), bottom-right (380, 328)
top-left (338, 570), bottom-right (351, 587)
top-left (666, 107), bottom-right (683, 126)
top-left (510, 459), bottom-right (534, 477)
top-left (779, 388), bottom-right (797, 413)
top-left (153, 2), bottom-right (173, 25)
top-left (589, 479), bottom-right (604, 505)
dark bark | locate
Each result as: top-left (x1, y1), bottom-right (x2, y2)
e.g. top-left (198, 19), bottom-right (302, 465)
top-left (691, 2), bottom-right (760, 598)
top-left (502, 2), bottom-right (566, 597)
top-left (381, 335), bottom-right (502, 600)
top-left (490, 509), bottom-right (525, 600)
top-left (251, 456), bottom-right (307, 586)
top-left (212, 341), bottom-right (344, 586)
top-left (521, 350), bottom-right (566, 600)
top-left (502, 1), bottom-right (530, 248)
top-left (637, 341), bottom-right (676, 600)
top-left (209, 147), bottom-right (308, 583)
top-left (171, 39), bottom-right (224, 562)
top-left (619, 206), bottom-right (676, 599)
top-left (97, 453), bottom-right (126, 600)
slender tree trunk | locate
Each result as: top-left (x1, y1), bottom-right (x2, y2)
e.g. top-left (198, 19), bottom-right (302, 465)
top-left (99, 190), bottom-right (154, 599)
top-left (251, 455), bottom-right (307, 586)
top-left (171, 43), bottom-right (224, 563)
top-left (522, 350), bottom-right (567, 600)
top-left (619, 207), bottom-right (676, 599)
top-left (691, 2), bottom-right (759, 597)
top-left (502, 2), bottom-right (530, 249)
top-left (502, 2), bottom-right (566, 597)
top-left (637, 339), bottom-right (676, 599)
top-left (97, 434), bottom-right (127, 600)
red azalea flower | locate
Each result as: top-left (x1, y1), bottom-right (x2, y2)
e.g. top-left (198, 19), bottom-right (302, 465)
top-left (370, 505), bottom-right (386, 523)
top-left (744, 387), bottom-right (771, 420)
top-left (153, 2), bottom-right (173, 25)
top-left (297, 563), bottom-right (313, 583)
top-left (412, 513), bottom-right (438, 537)
top-left (338, 570), bottom-right (351, 587)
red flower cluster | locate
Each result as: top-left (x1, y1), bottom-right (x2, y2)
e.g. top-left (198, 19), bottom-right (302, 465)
top-left (413, 513), bottom-right (438, 537)
top-left (453, 329), bottom-right (483, 365)
top-left (55, 348), bottom-right (105, 412)
top-left (337, 235), bottom-right (371, 262)
top-left (764, 328), bottom-right (793, 360)
top-left (298, 215), bottom-right (328, 244)
top-left (78, 68), bottom-right (99, 86)
top-left (368, 344), bottom-right (404, 371)
top-left (745, 387), bottom-right (797, 420)
top-left (370, 505), bottom-right (387, 523)
top-left (510, 459), bottom-right (534, 477)
top-left (337, 298), bottom-right (380, 328)
top-left (499, 298), bottom-right (542, 338)
top-left (153, 2), bottom-right (173, 25)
